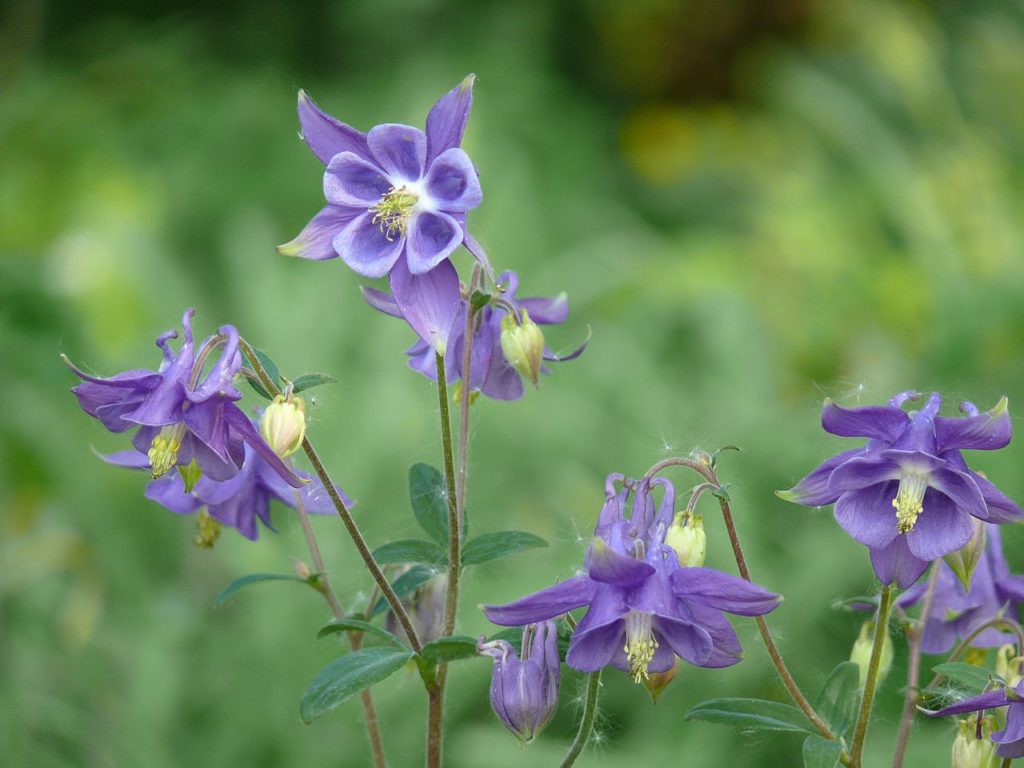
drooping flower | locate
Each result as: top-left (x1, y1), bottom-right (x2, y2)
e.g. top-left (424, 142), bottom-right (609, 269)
top-left (477, 621), bottom-right (561, 743)
top-left (105, 440), bottom-right (346, 542)
top-left (484, 475), bottom-right (780, 682)
top-left (279, 76), bottom-right (486, 355)
top-left (778, 392), bottom-right (1020, 588)
top-left (363, 271), bottom-right (586, 400)
top-left (385, 569), bottom-right (447, 646)
top-left (895, 524), bottom-right (1024, 654)
top-left (65, 309), bottom-right (305, 487)
top-left (925, 679), bottom-right (1024, 759)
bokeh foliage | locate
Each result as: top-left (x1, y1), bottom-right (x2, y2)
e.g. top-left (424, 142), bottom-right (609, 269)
top-left (3, 0), bottom-right (1024, 765)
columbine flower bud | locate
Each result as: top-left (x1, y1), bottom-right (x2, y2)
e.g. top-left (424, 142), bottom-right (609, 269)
top-left (386, 569), bottom-right (447, 645)
top-left (996, 645), bottom-right (1024, 688)
top-left (850, 620), bottom-right (893, 687)
top-left (500, 310), bottom-right (544, 386)
top-left (290, 557), bottom-right (313, 581)
top-left (259, 393), bottom-right (306, 458)
top-left (665, 512), bottom-right (706, 567)
top-left (945, 518), bottom-right (988, 590)
top-left (952, 715), bottom-right (1000, 768)
top-left (478, 621), bottom-right (561, 743)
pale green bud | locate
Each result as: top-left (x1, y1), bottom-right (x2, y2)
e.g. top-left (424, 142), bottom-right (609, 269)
top-left (850, 620), bottom-right (894, 687)
top-left (952, 715), bottom-right (999, 768)
top-left (500, 310), bottom-right (544, 386)
top-left (665, 513), bottom-right (706, 567)
top-left (996, 645), bottom-right (1024, 688)
top-left (945, 518), bottom-right (987, 590)
top-left (260, 394), bottom-right (306, 458)
top-left (193, 509), bottom-right (221, 550)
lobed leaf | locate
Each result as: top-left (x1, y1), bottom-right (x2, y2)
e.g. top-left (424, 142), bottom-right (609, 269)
top-left (417, 635), bottom-right (479, 665)
top-left (930, 662), bottom-right (993, 694)
top-left (815, 661), bottom-right (860, 738)
top-left (300, 647), bottom-right (413, 723)
top-left (461, 531), bottom-right (547, 566)
top-left (372, 539), bottom-right (447, 566)
top-left (292, 373), bottom-right (337, 393)
top-left (409, 464), bottom-right (450, 545)
top-left (316, 618), bottom-right (406, 648)
top-left (684, 698), bottom-right (817, 734)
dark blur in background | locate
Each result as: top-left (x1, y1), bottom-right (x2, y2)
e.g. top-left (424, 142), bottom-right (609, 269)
top-left (4, 0), bottom-right (1024, 765)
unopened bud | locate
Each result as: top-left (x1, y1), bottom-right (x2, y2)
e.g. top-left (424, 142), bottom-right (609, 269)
top-left (290, 557), bottom-right (313, 581)
top-left (386, 568), bottom-right (447, 645)
top-left (996, 645), bottom-right (1024, 687)
top-left (850, 620), bottom-right (893, 687)
top-left (665, 513), bottom-right (706, 567)
top-left (643, 658), bottom-right (680, 703)
top-left (177, 459), bottom-right (202, 493)
top-left (945, 518), bottom-right (987, 590)
top-left (500, 310), bottom-right (544, 386)
top-left (260, 394), bottom-right (306, 458)
top-left (952, 715), bottom-right (999, 768)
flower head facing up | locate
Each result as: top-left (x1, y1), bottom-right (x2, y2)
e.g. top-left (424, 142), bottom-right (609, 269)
top-left (363, 271), bottom-right (585, 400)
top-left (477, 621), bottom-right (561, 743)
top-left (65, 309), bottom-right (306, 488)
top-left (107, 438), bottom-right (345, 542)
top-left (779, 392), bottom-right (1020, 588)
top-left (280, 76), bottom-right (486, 356)
top-left (925, 679), bottom-right (1024, 759)
top-left (895, 524), bottom-right (1024, 654)
top-left (484, 474), bottom-right (780, 682)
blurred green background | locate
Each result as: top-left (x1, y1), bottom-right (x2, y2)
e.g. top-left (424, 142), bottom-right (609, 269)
top-left (4, 0), bottom-right (1024, 765)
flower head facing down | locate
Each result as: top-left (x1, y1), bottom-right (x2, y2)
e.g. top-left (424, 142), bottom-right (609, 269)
top-left (779, 392), bottom-right (1020, 588)
top-left (65, 309), bottom-right (305, 488)
top-left (925, 680), bottom-right (1024, 759)
top-left (363, 271), bottom-right (586, 400)
top-left (895, 524), bottom-right (1024, 654)
top-left (484, 475), bottom-right (780, 682)
top-left (477, 621), bottom-right (561, 743)
top-left (280, 76), bottom-right (486, 355)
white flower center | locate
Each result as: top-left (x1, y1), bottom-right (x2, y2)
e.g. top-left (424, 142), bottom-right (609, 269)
top-left (892, 471), bottom-right (928, 534)
top-left (624, 611), bottom-right (659, 683)
top-left (371, 185), bottom-right (420, 241)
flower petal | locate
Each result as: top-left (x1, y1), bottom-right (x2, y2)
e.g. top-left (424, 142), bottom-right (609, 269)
top-left (389, 256), bottom-right (461, 355)
top-left (682, 601), bottom-right (745, 668)
top-left (519, 293), bottom-right (569, 325)
top-left (906, 489), bottom-right (975, 561)
top-left (425, 74), bottom-right (475, 165)
top-left (222, 403), bottom-right (306, 488)
top-left (870, 536), bottom-right (929, 588)
top-left (297, 90), bottom-right (371, 165)
top-left (973, 472), bottom-right (1024, 524)
top-left (670, 568), bottom-right (781, 616)
top-left (827, 456), bottom-right (900, 494)
top-left (923, 689), bottom-right (1009, 717)
top-left (994, 704), bottom-right (1024, 758)
top-left (483, 575), bottom-right (596, 626)
top-left (145, 474), bottom-right (202, 515)
top-left (277, 205), bottom-right (362, 260)
top-left (405, 210), bottom-right (462, 274)
top-left (928, 467), bottom-right (988, 521)
top-left (655, 615), bottom-right (714, 667)
top-left (424, 148), bottom-right (482, 212)
top-left (586, 537), bottom-right (655, 588)
top-left (367, 124), bottom-right (426, 182)
top-left (566, 620), bottom-right (624, 673)
top-left (776, 448), bottom-right (866, 506)
top-left (821, 398), bottom-right (909, 442)
top-left (361, 286), bottom-right (402, 318)
top-left (935, 397), bottom-right (1011, 452)
top-left (833, 483), bottom-right (900, 548)
top-left (324, 152), bottom-right (392, 207)
top-left (332, 212), bottom-right (404, 278)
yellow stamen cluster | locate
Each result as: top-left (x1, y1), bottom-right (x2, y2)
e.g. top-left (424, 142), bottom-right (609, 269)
top-left (148, 423), bottom-right (187, 479)
top-left (624, 611), bottom-right (659, 683)
top-left (892, 472), bottom-right (928, 534)
top-left (371, 187), bottom-right (418, 241)
top-left (193, 509), bottom-right (221, 550)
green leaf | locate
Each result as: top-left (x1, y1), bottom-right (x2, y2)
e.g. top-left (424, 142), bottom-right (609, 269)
top-left (292, 373), bottom-right (337, 394)
top-left (370, 564), bottom-right (437, 618)
top-left (684, 698), bottom-right (817, 734)
top-left (409, 463), bottom-right (449, 546)
top-left (930, 662), bottom-right (992, 693)
top-left (213, 573), bottom-right (308, 607)
top-left (802, 736), bottom-right (843, 768)
top-left (372, 539), bottom-right (447, 566)
top-left (418, 635), bottom-right (479, 665)
top-left (461, 531), bottom-right (547, 566)
top-left (815, 661), bottom-right (860, 738)
top-left (316, 618), bottom-right (406, 648)
top-left (300, 647), bottom-right (413, 723)
top-left (242, 368), bottom-right (273, 400)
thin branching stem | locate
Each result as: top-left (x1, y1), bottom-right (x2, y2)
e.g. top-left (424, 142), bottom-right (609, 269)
top-left (850, 584), bottom-right (896, 767)
top-left (559, 670), bottom-right (602, 768)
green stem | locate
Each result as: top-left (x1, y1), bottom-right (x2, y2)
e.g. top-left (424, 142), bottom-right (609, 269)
top-left (238, 337), bottom-right (423, 654)
top-left (559, 671), bottom-right (602, 768)
top-left (850, 583), bottom-right (896, 767)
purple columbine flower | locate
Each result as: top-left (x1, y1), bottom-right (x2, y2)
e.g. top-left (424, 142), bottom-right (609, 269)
top-left (65, 309), bottom-right (304, 487)
top-left (925, 680), bottom-right (1024, 759)
top-left (484, 475), bottom-right (780, 682)
top-left (778, 392), bottom-right (1020, 588)
top-left (896, 524), bottom-right (1024, 654)
top-left (107, 440), bottom-right (346, 542)
top-left (363, 271), bottom-right (586, 400)
top-left (279, 76), bottom-right (486, 356)
top-left (477, 621), bottom-right (561, 743)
